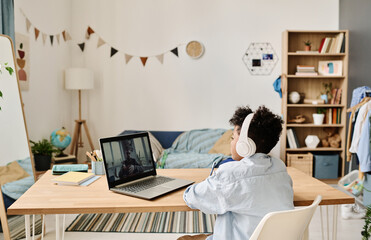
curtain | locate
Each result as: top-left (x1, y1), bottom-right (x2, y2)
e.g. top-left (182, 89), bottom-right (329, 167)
top-left (0, 0), bottom-right (15, 43)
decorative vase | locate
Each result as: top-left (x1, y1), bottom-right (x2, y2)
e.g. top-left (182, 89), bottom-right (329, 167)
top-left (312, 113), bottom-right (325, 125)
top-left (305, 135), bottom-right (320, 148)
top-left (320, 94), bottom-right (328, 104)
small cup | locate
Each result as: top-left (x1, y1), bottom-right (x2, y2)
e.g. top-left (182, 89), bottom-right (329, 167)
top-left (92, 161), bottom-right (105, 175)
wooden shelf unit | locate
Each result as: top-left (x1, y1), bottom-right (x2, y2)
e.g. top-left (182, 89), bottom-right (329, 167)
top-left (281, 30), bottom-right (349, 177)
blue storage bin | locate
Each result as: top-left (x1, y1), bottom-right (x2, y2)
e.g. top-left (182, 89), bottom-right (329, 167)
top-left (313, 153), bottom-right (339, 179)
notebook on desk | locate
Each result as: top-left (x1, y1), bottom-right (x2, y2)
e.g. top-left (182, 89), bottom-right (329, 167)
top-left (99, 132), bottom-right (194, 200)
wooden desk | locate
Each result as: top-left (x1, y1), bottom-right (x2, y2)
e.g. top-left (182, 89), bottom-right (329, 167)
top-left (7, 167), bottom-right (354, 240)
top-left (8, 167), bottom-right (354, 216)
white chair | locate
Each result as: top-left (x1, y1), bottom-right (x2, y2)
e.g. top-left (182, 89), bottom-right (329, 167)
top-left (250, 195), bottom-right (322, 240)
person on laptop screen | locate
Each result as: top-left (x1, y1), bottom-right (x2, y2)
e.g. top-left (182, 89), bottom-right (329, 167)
top-left (117, 140), bottom-right (144, 177)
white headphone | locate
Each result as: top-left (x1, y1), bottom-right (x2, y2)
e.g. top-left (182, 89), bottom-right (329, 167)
top-left (236, 113), bottom-right (256, 157)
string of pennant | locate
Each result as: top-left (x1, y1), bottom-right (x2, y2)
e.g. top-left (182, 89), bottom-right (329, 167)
top-left (20, 9), bottom-right (186, 67)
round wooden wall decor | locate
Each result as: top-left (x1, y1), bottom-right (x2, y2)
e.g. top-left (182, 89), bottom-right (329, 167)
top-left (186, 41), bottom-right (204, 59)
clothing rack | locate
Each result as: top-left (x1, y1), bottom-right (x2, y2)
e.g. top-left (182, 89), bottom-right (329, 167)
top-left (346, 96), bottom-right (371, 178)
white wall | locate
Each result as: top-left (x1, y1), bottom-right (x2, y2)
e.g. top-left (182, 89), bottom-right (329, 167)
top-left (15, 0), bottom-right (339, 161)
top-left (14, 0), bottom-right (73, 143)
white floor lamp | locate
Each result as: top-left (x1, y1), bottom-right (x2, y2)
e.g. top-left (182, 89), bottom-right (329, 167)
top-left (65, 68), bottom-right (95, 158)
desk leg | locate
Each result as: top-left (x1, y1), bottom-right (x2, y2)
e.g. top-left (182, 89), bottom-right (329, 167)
top-left (320, 206), bottom-right (324, 240)
top-left (332, 205), bottom-right (338, 240)
top-left (41, 215), bottom-right (45, 240)
top-left (25, 215), bottom-right (31, 240)
top-left (56, 215), bottom-right (60, 240)
top-left (32, 214), bottom-right (35, 240)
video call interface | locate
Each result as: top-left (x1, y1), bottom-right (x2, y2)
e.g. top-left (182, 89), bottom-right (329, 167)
top-left (102, 136), bottom-right (154, 182)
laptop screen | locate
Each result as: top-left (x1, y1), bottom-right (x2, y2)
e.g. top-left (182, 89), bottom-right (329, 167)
top-left (100, 132), bottom-right (157, 188)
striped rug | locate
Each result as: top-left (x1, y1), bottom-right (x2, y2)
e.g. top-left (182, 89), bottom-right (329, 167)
top-left (8, 215), bottom-right (42, 240)
top-left (66, 211), bottom-right (216, 233)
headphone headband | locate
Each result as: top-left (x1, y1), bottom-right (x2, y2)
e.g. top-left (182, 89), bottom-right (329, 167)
top-left (236, 113), bottom-right (256, 157)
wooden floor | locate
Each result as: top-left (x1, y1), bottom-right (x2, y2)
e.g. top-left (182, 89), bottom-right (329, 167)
top-left (0, 205), bottom-right (363, 240)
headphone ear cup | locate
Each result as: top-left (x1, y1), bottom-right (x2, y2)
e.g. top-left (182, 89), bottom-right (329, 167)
top-left (236, 138), bottom-right (256, 157)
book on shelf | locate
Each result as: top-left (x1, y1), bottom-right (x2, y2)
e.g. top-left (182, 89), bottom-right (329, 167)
top-left (292, 129), bottom-right (300, 148)
top-left (328, 108), bottom-right (342, 124)
top-left (287, 128), bottom-right (297, 149)
top-left (295, 72), bottom-right (318, 76)
top-left (330, 88), bottom-right (342, 104)
top-left (318, 38), bottom-right (326, 53)
top-left (318, 33), bottom-right (345, 54)
top-left (52, 171), bottom-right (95, 185)
top-left (295, 51), bottom-right (319, 54)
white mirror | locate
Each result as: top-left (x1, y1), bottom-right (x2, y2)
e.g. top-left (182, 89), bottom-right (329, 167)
top-left (0, 34), bottom-right (35, 238)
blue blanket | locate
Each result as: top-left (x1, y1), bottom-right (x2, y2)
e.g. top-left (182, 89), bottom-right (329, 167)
top-left (158, 129), bottom-right (230, 169)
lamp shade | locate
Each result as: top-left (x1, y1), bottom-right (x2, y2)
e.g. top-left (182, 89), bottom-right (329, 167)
top-left (65, 68), bottom-right (94, 90)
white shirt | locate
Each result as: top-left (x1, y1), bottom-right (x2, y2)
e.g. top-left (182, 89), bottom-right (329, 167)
top-left (350, 101), bottom-right (371, 153)
top-left (183, 153), bottom-right (294, 240)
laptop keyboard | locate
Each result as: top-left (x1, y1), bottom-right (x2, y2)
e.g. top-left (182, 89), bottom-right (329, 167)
top-left (118, 176), bottom-right (174, 193)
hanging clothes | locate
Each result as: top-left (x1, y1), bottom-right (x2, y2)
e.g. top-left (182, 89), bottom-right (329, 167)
top-left (350, 86), bottom-right (371, 108)
top-left (349, 101), bottom-right (371, 154)
top-left (357, 109), bottom-right (371, 172)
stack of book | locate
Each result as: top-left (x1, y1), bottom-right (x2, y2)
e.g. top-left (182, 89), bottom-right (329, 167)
top-left (295, 65), bottom-right (318, 76)
top-left (330, 88), bottom-right (342, 104)
top-left (326, 108), bottom-right (342, 124)
top-left (287, 128), bottom-right (300, 149)
top-left (318, 33), bottom-right (345, 54)
top-left (52, 171), bottom-right (100, 186)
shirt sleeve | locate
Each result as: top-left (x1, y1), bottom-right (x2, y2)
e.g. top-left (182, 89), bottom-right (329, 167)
top-left (183, 173), bottom-right (229, 215)
top-left (357, 111), bottom-right (371, 172)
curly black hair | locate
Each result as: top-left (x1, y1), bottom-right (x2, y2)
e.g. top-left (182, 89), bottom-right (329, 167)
top-left (229, 105), bottom-right (283, 154)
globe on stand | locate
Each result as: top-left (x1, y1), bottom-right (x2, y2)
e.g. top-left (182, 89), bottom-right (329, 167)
top-left (51, 127), bottom-right (72, 157)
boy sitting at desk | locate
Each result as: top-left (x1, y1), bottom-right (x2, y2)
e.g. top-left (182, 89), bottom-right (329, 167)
top-left (179, 105), bottom-right (294, 240)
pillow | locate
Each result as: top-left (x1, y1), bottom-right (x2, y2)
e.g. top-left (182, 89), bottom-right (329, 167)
top-left (0, 161), bottom-right (30, 185)
top-left (208, 129), bottom-right (233, 156)
top-left (171, 129), bottom-right (227, 154)
top-left (148, 132), bottom-right (164, 162)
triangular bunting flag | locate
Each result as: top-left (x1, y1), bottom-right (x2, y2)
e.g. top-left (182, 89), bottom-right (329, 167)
top-left (62, 31), bottom-right (66, 41)
top-left (50, 35), bottom-right (54, 46)
top-left (34, 28), bottom-right (40, 40)
top-left (56, 34), bottom-right (60, 44)
top-left (156, 54), bottom-right (164, 64)
top-left (97, 37), bottom-right (105, 48)
top-left (171, 47), bottom-right (179, 57)
top-left (42, 33), bottom-right (47, 45)
top-left (26, 18), bottom-right (31, 32)
top-left (140, 57), bottom-right (148, 66)
top-left (78, 43), bottom-right (85, 52)
top-left (65, 31), bottom-right (72, 41)
top-left (86, 26), bottom-right (95, 39)
top-left (110, 47), bottom-right (118, 57)
top-left (125, 54), bottom-right (133, 64)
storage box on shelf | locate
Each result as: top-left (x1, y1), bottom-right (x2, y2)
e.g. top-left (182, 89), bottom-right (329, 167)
top-left (287, 153), bottom-right (313, 176)
top-left (281, 30), bottom-right (348, 180)
top-left (313, 153), bottom-right (339, 179)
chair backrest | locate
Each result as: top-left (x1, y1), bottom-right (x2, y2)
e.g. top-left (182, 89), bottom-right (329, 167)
top-left (249, 195), bottom-right (322, 240)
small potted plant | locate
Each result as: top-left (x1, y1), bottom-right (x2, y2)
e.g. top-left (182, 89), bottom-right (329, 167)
top-left (30, 138), bottom-right (57, 171)
top-left (304, 40), bottom-right (312, 51)
top-left (313, 108), bottom-right (326, 125)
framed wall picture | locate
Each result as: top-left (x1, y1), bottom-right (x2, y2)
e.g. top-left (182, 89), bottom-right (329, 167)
top-left (318, 60), bottom-right (343, 76)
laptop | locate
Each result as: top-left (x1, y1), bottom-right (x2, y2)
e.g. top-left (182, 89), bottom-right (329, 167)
top-left (100, 132), bottom-right (194, 200)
